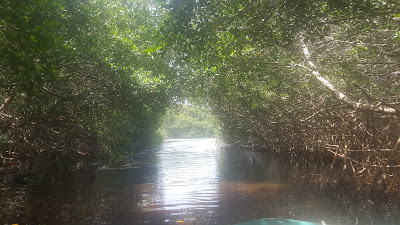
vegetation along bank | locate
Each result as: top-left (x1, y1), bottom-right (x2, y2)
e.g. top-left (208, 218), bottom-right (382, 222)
top-left (1, 0), bottom-right (400, 195)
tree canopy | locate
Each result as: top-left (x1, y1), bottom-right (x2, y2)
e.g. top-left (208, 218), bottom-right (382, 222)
top-left (0, 0), bottom-right (176, 165)
top-left (160, 0), bottom-right (400, 191)
top-left (1, 0), bottom-right (400, 191)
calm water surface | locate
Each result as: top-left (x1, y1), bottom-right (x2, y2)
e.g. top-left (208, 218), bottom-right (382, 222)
top-left (1, 139), bottom-right (400, 225)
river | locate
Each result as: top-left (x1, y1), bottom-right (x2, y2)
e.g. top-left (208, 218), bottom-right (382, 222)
top-left (1, 138), bottom-right (399, 224)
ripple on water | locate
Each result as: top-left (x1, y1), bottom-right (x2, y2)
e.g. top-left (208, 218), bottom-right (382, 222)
top-left (2, 138), bottom-right (400, 225)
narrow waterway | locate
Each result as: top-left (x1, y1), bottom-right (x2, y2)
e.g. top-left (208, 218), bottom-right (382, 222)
top-left (1, 139), bottom-right (399, 225)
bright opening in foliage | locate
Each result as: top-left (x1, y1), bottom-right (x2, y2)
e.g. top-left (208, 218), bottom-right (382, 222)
top-left (159, 105), bottom-right (217, 139)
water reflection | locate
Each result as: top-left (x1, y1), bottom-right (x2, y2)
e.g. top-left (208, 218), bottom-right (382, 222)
top-left (157, 139), bottom-right (219, 211)
top-left (1, 138), bottom-right (400, 225)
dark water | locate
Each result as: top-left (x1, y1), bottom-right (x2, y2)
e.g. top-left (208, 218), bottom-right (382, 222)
top-left (1, 139), bottom-right (400, 225)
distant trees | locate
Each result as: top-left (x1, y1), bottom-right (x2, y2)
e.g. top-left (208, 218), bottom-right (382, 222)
top-left (161, 0), bottom-right (400, 191)
top-left (0, 0), bottom-right (176, 168)
top-left (160, 105), bottom-right (216, 139)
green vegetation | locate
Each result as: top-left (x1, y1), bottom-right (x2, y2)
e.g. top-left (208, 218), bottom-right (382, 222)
top-left (1, 0), bottom-right (400, 192)
top-left (161, 0), bottom-right (400, 192)
top-left (0, 0), bottom-right (176, 166)
top-left (160, 105), bottom-right (216, 139)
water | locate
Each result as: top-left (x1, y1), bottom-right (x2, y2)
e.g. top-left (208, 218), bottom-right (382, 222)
top-left (1, 138), bottom-right (399, 225)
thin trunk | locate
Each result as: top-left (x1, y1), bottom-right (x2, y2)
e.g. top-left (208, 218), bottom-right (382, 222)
top-left (342, 121), bottom-right (349, 171)
top-left (0, 95), bottom-right (16, 111)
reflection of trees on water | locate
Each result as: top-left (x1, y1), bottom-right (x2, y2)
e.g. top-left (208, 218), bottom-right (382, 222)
top-left (2, 141), bottom-right (400, 225)
top-left (216, 147), bottom-right (296, 224)
top-left (0, 183), bottom-right (29, 224)
top-left (217, 146), bottom-right (288, 183)
top-left (216, 146), bottom-right (400, 225)
top-left (0, 160), bottom-right (160, 224)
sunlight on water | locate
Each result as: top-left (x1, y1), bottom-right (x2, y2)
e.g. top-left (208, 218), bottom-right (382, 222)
top-left (140, 138), bottom-right (219, 211)
top-left (3, 138), bottom-right (400, 225)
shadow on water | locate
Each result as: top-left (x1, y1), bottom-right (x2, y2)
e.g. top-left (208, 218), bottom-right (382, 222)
top-left (1, 138), bottom-right (400, 225)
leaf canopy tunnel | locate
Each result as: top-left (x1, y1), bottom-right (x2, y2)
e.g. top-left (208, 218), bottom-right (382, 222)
top-left (160, 0), bottom-right (400, 191)
top-left (1, 0), bottom-right (400, 190)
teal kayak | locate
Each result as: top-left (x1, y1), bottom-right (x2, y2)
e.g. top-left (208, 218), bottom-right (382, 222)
top-left (234, 218), bottom-right (323, 225)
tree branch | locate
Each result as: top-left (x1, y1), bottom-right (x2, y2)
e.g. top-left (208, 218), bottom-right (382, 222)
top-left (300, 41), bottom-right (400, 116)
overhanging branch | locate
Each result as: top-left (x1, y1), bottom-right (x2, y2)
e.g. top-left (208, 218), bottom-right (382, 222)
top-left (300, 41), bottom-right (400, 116)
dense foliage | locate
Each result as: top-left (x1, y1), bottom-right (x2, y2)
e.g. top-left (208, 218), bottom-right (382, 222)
top-left (161, 0), bottom-right (400, 192)
top-left (160, 105), bottom-right (216, 138)
top-left (2, 0), bottom-right (400, 193)
top-left (0, 0), bottom-right (175, 167)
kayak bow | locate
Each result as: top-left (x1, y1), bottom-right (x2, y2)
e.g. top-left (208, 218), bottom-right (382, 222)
top-left (234, 218), bottom-right (324, 225)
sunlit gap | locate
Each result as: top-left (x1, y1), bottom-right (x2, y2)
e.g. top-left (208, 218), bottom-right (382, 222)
top-left (160, 101), bottom-right (217, 139)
